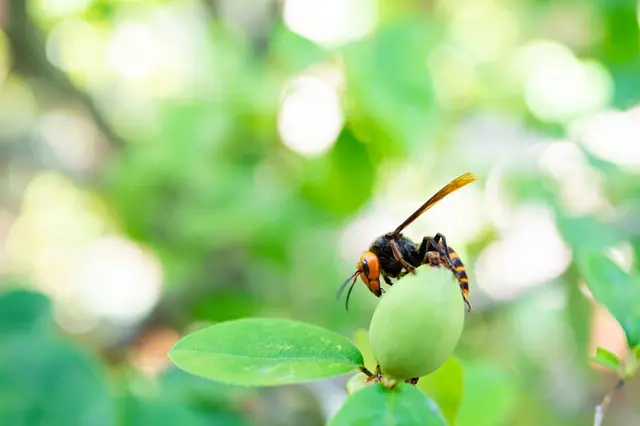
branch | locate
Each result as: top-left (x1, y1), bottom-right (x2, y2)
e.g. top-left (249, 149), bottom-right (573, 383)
top-left (594, 378), bottom-right (624, 426)
top-left (3, 0), bottom-right (123, 149)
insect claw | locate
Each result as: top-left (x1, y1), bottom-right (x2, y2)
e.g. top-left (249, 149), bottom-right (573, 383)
top-left (463, 295), bottom-right (472, 312)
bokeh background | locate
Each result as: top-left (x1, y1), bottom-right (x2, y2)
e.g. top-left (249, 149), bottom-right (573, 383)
top-left (1, 0), bottom-right (639, 425)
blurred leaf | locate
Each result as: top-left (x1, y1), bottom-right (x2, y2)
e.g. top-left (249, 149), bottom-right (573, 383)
top-left (635, 345), bottom-right (640, 361)
top-left (590, 347), bottom-right (622, 373)
top-left (300, 127), bottom-right (374, 217)
top-left (0, 289), bottom-right (52, 337)
top-left (329, 382), bottom-right (448, 426)
top-left (121, 367), bottom-right (252, 426)
top-left (192, 292), bottom-right (262, 323)
top-left (596, 0), bottom-right (640, 108)
top-left (577, 251), bottom-right (640, 345)
top-left (169, 318), bottom-right (364, 386)
top-left (121, 387), bottom-right (247, 426)
top-left (270, 26), bottom-right (328, 73)
top-left (566, 264), bottom-right (593, 365)
top-left (352, 329), bottom-right (377, 373)
top-left (607, 61), bottom-right (640, 109)
top-left (343, 19), bottom-right (441, 157)
top-left (597, 0), bottom-right (639, 63)
top-left (417, 357), bottom-right (464, 425)
top-left (0, 289), bottom-right (115, 425)
top-left (0, 337), bottom-right (115, 426)
top-left (121, 393), bottom-right (213, 426)
top-left (455, 361), bottom-right (517, 426)
top-left (557, 216), bottom-right (622, 253)
top-left (159, 366), bottom-right (259, 413)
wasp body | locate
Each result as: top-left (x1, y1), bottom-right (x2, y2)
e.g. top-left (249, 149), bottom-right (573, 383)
top-left (337, 172), bottom-right (476, 312)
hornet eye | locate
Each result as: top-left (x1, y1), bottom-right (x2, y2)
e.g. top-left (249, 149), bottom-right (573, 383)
top-left (361, 259), bottom-right (370, 276)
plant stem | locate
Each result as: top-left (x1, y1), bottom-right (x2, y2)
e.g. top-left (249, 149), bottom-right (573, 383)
top-left (594, 378), bottom-right (624, 426)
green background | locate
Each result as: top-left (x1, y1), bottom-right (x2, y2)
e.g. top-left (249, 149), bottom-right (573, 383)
top-left (1, 0), bottom-right (639, 424)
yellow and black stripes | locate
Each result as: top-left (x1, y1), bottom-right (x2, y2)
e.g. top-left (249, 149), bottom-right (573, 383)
top-left (446, 246), bottom-right (469, 298)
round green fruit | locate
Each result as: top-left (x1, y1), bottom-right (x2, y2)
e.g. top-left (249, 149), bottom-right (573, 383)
top-left (368, 267), bottom-right (465, 381)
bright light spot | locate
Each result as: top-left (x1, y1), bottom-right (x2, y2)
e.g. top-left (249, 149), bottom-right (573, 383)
top-left (1, 172), bottom-right (164, 330)
top-left (30, 0), bottom-right (93, 19)
top-left (339, 207), bottom-right (399, 264)
top-left (450, 5), bottom-right (520, 62)
top-left (38, 109), bottom-right (103, 173)
top-left (537, 140), bottom-right (610, 215)
top-left (607, 241), bottom-right (635, 273)
top-left (509, 40), bottom-right (569, 85)
top-left (514, 41), bottom-right (612, 123)
top-left (475, 205), bottom-right (572, 301)
top-left (450, 112), bottom-right (544, 173)
top-left (46, 18), bottom-right (104, 73)
top-left (278, 74), bottom-right (343, 157)
top-left (141, 1), bottom-right (212, 94)
top-left (106, 22), bottom-right (161, 79)
top-left (283, 0), bottom-right (377, 47)
top-left (74, 236), bottom-right (163, 324)
top-left (573, 107), bottom-right (640, 167)
top-left (484, 165), bottom-right (516, 231)
top-left (4, 172), bottom-right (108, 276)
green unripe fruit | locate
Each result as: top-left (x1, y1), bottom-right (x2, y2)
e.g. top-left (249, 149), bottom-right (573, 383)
top-left (369, 267), bottom-right (465, 381)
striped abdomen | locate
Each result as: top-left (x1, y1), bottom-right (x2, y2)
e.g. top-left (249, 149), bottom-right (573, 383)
top-left (441, 244), bottom-right (469, 298)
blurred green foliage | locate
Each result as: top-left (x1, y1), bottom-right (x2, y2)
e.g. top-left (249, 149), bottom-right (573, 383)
top-left (330, 382), bottom-right (447, 426)
top-left (1, 0), bottom-right (640, 424)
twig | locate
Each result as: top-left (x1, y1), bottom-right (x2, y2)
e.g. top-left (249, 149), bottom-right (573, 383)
top-left (4, 0), bottom-right (124, 150)
top-left (594, 378), bottom-right (624, 426)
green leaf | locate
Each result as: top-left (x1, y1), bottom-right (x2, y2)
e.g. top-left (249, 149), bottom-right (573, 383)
top-left (270, 25), bottom-right (328, 73)
top-left (0, 289), bottom-right (115, 426)
top-left (557, 217), bottom-right (621, 253)
top-left (121, 368), bottom-right (254, 426)
top-left (455, 361), bottom-right (517, 426)
top-left (121, 393), bottom-right (213, 426)
top-left (0, 289), bottom-right (53, 338)
top-left (300, 127), bottom-right (375, 218)
top-left (0, 337), bottom-right (116, 426)
top-left (343, 19), bottom-right (441, 156)
top-left (329, 383), bottom-right (448, 426)
top-left (635, 345), bottom-right (640, 361)
top-left (590, 347), bottom-right (622, 373)
top-left (417, 357), bottom-right (464, 425)
top-left (168, 318), bottom-right (364, 387)
top-left (577, 251), bottom-right (640, 345)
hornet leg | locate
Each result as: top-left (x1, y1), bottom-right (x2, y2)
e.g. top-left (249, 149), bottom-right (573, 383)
top-left (388, 238), bottom-right (417, 275)
top-left (419, 235), bottom-right (473, 312)
top-left (418, 235), bottom-right (453, 270)
top-left (433, 233), bottom-right (456, 271)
